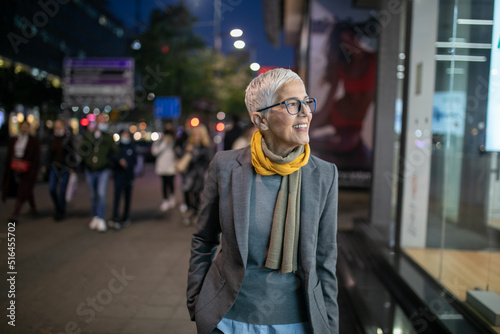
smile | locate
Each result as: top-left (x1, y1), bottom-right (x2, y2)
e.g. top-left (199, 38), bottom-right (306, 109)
top-left (292, 124), bottom-right (308, 129)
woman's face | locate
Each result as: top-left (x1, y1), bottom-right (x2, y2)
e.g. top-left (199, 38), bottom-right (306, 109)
top-left (20, 122), bottom-right (30, 135)
top-left (259, 81), bottom-right (312, 156)
top-left (191, 129), bottom-right (201, 145)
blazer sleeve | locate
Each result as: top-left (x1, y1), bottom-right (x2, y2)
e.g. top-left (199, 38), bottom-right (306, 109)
top-left (186, 153), bottom-right (222, 320)
top-left (316, 163), bottom-right (339, 333)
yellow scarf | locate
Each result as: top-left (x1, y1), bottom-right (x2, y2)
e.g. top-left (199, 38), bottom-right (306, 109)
top-left (251, 130), bottom-right (310, 176)
top-left (250, 130), bottom-right (310, 273)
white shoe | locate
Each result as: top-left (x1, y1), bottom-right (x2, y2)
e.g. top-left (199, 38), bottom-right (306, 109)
top-left (179, 203), bottom-right (188, 213)
top-left (168, 197), bottom-right (176, 209)
top-left (89, 216), bottom-right (99, 230)
top-left (96, 218), bottom-right (107, 232)
top-left (160, 200), bottom-right (170, 212)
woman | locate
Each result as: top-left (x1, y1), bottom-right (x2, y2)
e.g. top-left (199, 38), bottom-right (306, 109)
top-left (179, 124), bottom-right (212, 225)
top-left (46, 119), bottom-right (77, 221)
top-left (187, 68), bottom-right (339, 334)
top-left (310, 21), bottom-right (375, 169)
top-left (151, 128), bottom-right (177, 212)
top-left (2, 120), bottom-right (41, 222)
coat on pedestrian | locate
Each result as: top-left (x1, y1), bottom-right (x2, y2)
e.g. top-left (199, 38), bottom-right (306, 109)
top-left (2, 134), bottom-right (40, 202)
top-left (152, 134), bottom-right (176, 176)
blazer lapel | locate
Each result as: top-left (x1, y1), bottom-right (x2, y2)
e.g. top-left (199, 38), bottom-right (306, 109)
top-left (232, 147), bottom-right (253, 268)
top-left (298, 157), bottom-right (319, 275)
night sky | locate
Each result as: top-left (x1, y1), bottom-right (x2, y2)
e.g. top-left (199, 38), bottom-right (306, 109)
top-left (107, 0), bottom-right (295, 68)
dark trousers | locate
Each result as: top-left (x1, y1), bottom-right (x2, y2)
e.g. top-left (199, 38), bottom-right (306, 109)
top-left (184, 191), bottom-right (200, 213)
top-left (12, 193), bottom-right (35, 218)
top-left (49, 167), bottom-right (70, 213)
top-left (161, 175), bottom-right (174, 199)
top-left (113, 174), bottom-right (133, 221)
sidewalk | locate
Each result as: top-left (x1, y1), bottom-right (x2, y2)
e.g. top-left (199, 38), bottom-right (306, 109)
top-left (0, 164), bottom-right (197, 334)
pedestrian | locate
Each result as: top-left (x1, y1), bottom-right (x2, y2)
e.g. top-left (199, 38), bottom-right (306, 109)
top-left (78, 113), bottom-right (118, 232)
top-left (108, 130), bottom-right (137, 230)
top-left (178, 124), bottom-right (211, 225)
top-left (2, 120), bottom-right (41, 222)
top-left (46, 119), bottom-right (78, 221)
top-left (151, 128), bottom-right (177, 212)
top-left (187, 68), bottom-right (339, 334)
top-left (231, 122), bottom-right (257, 150)
top-left (223, 115), bottom-right (243, 150)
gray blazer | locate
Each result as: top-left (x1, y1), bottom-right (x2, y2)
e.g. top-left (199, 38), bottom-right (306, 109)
top-left (187, 146), bottom-right (339, 334)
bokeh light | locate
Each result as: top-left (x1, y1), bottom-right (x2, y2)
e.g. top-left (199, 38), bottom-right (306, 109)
top-left (190, 117), bottom-right (200, 127)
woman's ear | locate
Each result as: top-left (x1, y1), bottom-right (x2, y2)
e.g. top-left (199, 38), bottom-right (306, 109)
top-left (251, 112), bottom-right (268, 131)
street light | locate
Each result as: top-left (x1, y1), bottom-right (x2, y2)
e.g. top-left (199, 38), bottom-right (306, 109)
top-left (250, 63), bottom-right (260, 72)
top-left (234, 40), bottom-right (245, 49)
top-left (230, 29), bottom-right (243, 38)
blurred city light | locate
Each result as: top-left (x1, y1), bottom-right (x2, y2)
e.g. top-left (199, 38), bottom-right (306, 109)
top-left (234, 40), bottom-right (245, 49)
top-left (80, 118), bottom-right (89, 127)
top-left (131, 40), bottom-right (142, 50)
top-left (83, 106), bottom-right (90, 114)
top-left (27, 114), bottom-right (35, 123)
top-left (139, 122), bottom-right (147, 130)
top-left (72, 106), bottom-right (79, 112)
top-left (190, 117), bottom-right (200, 127)
top-left (217, 111), bottom-right (226, 120)
top-left (133, 132), bottom-right (142, 141)
top-left (113, 133), bottom-right (120, 142)
top-left (216, 122), bottom-right (225, 132)
top-left (230, 29), bottom-right (243, 37)
top-left (151, 132), bottom-right (160, 141)
top-left (250, 63), bottom-right (260, 71)
top-left (129, 125), bottom-right (137, 133)
top-left (17, 112), bottom-right (24, 123)
top-left (87, 114), bottom-right (96, 122)
top-left (214, 135), bottom-right (222, 144)
top-left (147, 93), bottom-right (155, 101)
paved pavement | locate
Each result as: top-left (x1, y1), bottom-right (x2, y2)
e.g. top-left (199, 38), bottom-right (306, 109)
top-left (0, 163), bottom-right (370, 334)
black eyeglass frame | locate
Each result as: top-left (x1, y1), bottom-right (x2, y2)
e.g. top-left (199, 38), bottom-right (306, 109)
top-left (257, 97), bottom-right (317, 115)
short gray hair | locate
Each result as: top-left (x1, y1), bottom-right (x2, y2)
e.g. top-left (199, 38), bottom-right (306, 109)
top-left (245, 68), bottom-right (304, 117)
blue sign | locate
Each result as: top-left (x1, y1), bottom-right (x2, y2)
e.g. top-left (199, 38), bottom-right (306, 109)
top-left (154, 96), bottom-right (181, 119)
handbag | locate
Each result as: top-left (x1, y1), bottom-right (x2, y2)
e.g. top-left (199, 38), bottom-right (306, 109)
top-left (175, 152), bottom-right (192, 173)
top-left (10, 158), bottom-right (30, 173)
top-left (65, 172), bottom-right (78, 202)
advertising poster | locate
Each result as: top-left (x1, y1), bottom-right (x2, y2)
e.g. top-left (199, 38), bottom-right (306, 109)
top-left (307, 0), bottom-right (378, 188)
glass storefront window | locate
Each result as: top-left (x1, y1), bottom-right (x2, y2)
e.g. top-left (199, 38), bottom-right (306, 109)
top-left (401, 0), bottom-right (500, 331)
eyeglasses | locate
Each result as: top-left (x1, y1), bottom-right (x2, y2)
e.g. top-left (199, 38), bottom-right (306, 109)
top-left (257, 97), bottom-right (317, 115)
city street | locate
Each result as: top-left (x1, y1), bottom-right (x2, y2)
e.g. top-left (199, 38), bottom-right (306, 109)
top-left (0, 162), bottom-right (368, 334)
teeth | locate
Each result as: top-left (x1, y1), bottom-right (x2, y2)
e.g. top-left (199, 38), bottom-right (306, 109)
top-left (293, 124), bottom-right (307, 129)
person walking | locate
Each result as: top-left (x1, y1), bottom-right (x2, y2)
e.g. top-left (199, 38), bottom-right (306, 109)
top-left (152, 128), bottom-right (177, 212)
top-left (187, 68), bottom-right (339, 334)
top-left (179, 124), bottom-right (211, 225)
top-left (109, 130), bottom-right (137, 229)
top-left (78, 114), bottom-right (118, 232)
top-left (46, 119), bottom-right (78, 221)
top-left (2, 120), bottom-right (41, 222)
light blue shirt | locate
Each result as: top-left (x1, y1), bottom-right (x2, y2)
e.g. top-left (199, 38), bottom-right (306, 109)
top-left (216, 317), bottom-right (311, 334)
